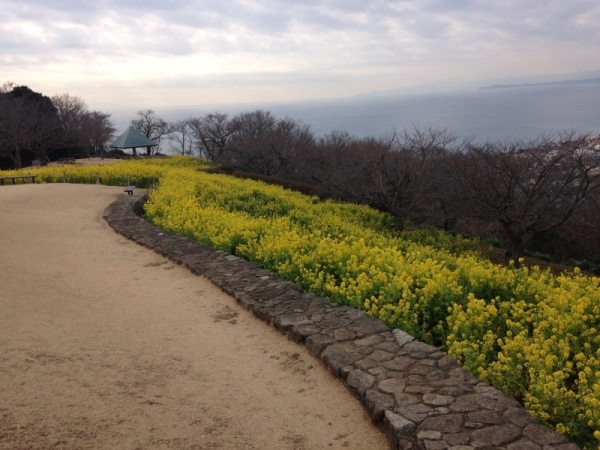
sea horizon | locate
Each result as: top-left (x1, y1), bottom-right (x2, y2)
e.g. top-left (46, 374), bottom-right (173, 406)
top-left (109, 83), bottom-right (600, 147)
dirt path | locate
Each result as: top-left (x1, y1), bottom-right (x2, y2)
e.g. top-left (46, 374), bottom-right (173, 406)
top-left (0, 184), bottom-right (388, 450)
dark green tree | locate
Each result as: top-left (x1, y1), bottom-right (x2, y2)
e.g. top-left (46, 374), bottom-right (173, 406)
top-left (0, 85), bottom-right (63, 168)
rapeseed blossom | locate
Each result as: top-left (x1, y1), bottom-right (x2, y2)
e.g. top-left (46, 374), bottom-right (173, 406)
top-left (144, 165), bottom-right (599, 449)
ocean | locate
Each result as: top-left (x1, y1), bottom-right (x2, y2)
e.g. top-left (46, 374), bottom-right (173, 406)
top-left (110, 83), bottom-right (600, 145)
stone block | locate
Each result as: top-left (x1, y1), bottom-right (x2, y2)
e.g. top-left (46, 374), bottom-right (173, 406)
top-left (364, 389), bottom-right (396, 421)
top-left (523, 424), bottom-right (569, 446)
top-left (384, 410), bottom-right (417, 437)
top-left (272, 312), bottom-right (312, 333)
top-left (288, 324), bottom-right (321, 343)
top-left (507, 440), bottom-right (542, 450)
top-left (393, 329), bottom-right (415, 347)
top-left (320, 342), bottom-right (363, 375)
top-left (305, 334), bottom-right (336, 357)
top-left (347, 369), bottom-right (375, 396)
top-left (382, 356), bottom-right (416, 372)
top-left (418, 430), bottom-right (443, 440)
top-left (419, 414), bottom-right (464, 434)
top-left (466, 410), bottom-right (503, 425)
top-left (423, 394), bottom-right (454, 407)
top-left (378, 378), bottom-right (407, 396)
top-left (471, 424), bottom-right (522, 447)
top-left (504, 408), bottom-right (537, 428)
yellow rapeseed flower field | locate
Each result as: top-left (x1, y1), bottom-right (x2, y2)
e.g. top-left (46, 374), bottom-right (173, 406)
top-left (4, 156), bottom-right (598, 449)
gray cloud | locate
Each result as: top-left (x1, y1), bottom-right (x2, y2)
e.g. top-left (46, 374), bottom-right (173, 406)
top-left (1, 0), bottom-right (598, 105)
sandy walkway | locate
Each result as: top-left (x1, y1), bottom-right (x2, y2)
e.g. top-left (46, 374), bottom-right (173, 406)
top-left (0, 184), bottom-right (387, 449)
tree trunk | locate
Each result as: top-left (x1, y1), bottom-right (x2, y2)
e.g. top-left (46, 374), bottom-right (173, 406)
top-left (11, 147), bottom-right (22, 169)
top-left (506, 231), bottom-right (526, 267)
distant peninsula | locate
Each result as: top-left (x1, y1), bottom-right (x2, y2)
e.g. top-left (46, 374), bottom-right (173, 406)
top-left (480, 77), bottom-right (600, 90)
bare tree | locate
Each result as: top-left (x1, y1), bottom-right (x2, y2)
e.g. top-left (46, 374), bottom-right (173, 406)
top-left (226, 110), bottom-right (314, 176)
top-left (447, 133), bottom-right (600, 261)
top-left (306, 126), bottom-right (458, 226)
top-left (564, 187), bottom-right (600, 261)
top-left (52, 93), bottom-right (90, 152)
top-left (308, 133), bottom-right (383, 203)
top-left (308, 131), bottom-right (356, 194)
top-left (393, 126), bottom-right (459, 226)
top-left (226, 110), bottom-right (276, 173)
top-left (311, 126), bottom-right (456, 227)
top-left (51, 94), bottom-right (115, 159)
top-left (130, 109), bottom-right (169, 156)
top-left (84, 111), bottom-right (115, 158)
top-left (269, 118), bottom-right (314, 178)
top-left (230, 109), bottom-right (275, 139)
top-left (167, 119), bottom-right (195, 156)
top-left (187, 112), bottom-right (233, 161)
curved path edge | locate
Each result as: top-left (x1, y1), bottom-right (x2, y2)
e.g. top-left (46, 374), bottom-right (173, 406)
top-left (103, 194), bottom-right (579, 450)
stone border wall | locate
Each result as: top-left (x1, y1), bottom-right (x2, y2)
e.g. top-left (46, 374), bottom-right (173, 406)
top-left (103, 194), bottom-right (579, 450)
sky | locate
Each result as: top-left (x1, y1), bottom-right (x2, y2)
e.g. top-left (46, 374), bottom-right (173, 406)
top-left (2, 0), bottom-right (599, 109)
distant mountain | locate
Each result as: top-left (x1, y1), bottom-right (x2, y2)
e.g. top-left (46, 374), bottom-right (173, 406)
top-left (480, 77), bottom-right (600, 90)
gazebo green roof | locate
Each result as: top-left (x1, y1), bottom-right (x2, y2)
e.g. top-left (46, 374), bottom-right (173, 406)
top-left (110, 126), bottom-right (158, 149)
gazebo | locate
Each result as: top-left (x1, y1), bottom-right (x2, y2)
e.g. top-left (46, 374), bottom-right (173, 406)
top-left (110, 126), bottom-right (158, 157)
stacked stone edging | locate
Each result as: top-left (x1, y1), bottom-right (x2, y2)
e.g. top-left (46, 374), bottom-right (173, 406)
top-left (103, 194), bottom-right (579, 450)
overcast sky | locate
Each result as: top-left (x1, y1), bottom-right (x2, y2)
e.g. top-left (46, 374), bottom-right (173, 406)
top-left (2, 0), bottom-right (599, 109)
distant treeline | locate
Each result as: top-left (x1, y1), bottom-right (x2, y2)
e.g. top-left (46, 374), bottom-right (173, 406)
top-left (1, 83), bottom-right (600, 265)
top-left (0, 83), bottom-right (116, 169)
